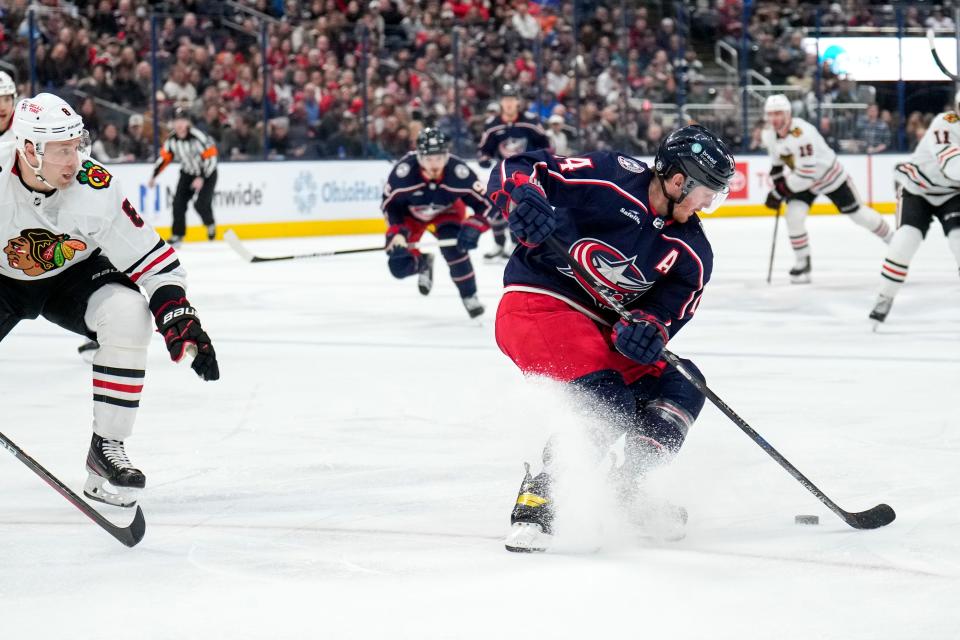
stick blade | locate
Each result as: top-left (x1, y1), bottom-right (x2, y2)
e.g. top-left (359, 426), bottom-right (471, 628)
top-left (111, 505), bottom-right (146, 547)
top-left (847, 503), bottom-right (896, 530)
top-left (223, 229), bottom-right (255, 262)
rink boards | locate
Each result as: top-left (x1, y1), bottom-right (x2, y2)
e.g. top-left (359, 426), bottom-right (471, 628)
top-left (106, 154), bottom-right (903, 240)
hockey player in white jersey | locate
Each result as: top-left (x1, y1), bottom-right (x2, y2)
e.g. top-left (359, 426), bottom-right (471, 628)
top-left (0, 93), bottom-right (220, 507)
top-left (0, 71), bottom-right (16, 143)
top-left (762, 94), bottom-right (893, 283)
top-left (870, 92), bottom-right (960, 325)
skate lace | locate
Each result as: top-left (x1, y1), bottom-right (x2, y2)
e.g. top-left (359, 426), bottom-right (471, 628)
top-left (101, 439), bottom-right (133, 469)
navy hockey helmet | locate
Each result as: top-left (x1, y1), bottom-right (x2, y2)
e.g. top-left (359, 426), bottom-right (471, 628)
top-left (416, 127), bottom-right (450, 156)
top-left (654, 124), bottom-right (735, 213)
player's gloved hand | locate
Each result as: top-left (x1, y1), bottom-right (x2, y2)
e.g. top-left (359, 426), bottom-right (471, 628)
top-left (491, 171), bottom-right (555, 247)
top-left (764, 190), bottom-right (783, 210)
top-left (457, 216), bottom-right (488, 251)
top-left (150, 288), bottom-right (219, 381)
top-left (773, 175), bottom-right (791, 197)
top-left (612, 310), bottom-right (668, 365)
top-left (385, 226), bottom-right (409, 255)
top-left (478, 157), bottom-right (493, 169)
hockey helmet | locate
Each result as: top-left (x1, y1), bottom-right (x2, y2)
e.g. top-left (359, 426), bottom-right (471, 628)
top-left (416, 127), bottom-right (450, 157)
top-left (12, 93), bottom-right (89, 158)
top-left (501, 84), bottom-right (519, 98)
top-left (654, 124), bottom-right (735, 213)
top-left (764, 94), bottom-right (792, 115)
top-left (0, 71), bottom-right (16, 98)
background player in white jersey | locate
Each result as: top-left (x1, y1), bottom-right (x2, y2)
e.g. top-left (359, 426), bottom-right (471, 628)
top-left (762, 94), bottom-right (893, 283)
top-left (870, 92), bottom-right (960, 325)
top-left (0, 93), bottom-right (219, 507)
top-left (0, 71), bottom-right (16, 143)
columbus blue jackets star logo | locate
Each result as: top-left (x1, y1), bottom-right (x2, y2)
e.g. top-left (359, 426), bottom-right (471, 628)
top-left (559, 238), bottom-right (653, 307)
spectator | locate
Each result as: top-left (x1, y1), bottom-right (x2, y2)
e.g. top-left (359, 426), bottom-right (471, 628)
top-left (546, 113), bottom-right (571, 155)
top-left (856, 103), bottom-right (891, 154)
top-left (222, 114), bottom-right (264, 160)
top-left (122, 114), bottom-right (151, 162)
top-left (92, 122), bottom-right (135, 163)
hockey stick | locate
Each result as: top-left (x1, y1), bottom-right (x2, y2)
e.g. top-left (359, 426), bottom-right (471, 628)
top-left (224, 229), bottom-right (457, 263)
top-left (927, 29), bottom-right (959, 81)
top-left (766, 204), bottom-right (781, 284)
top-left (0, 431), bottom-right (146, 547)
top-left (542, 234), bottom-right (896, 530)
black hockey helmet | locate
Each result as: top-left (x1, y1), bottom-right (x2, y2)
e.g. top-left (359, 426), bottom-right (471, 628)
top-left (501, 84), bottom-right (519, 98)
top-left (654, 124), bottom-right (735, 213)
top-left (416, 127), bottom-right (450, 156)
top-left (172, 106), bottom-right (191, 121)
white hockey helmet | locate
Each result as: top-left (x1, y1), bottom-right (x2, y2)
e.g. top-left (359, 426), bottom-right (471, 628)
top-left (764, 94), bottom-right (792, 115)
top-left (12, 92), bottom-right (88, 156)
top-left (0, 71), bottom-right (16, 98)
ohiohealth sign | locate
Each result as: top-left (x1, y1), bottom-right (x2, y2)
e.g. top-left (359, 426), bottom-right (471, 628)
top-left (802, 36), bottom-right (958, 81)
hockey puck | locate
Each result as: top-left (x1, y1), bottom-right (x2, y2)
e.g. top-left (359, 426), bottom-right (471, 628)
top-left (795, 515), bottom-right (819, 525)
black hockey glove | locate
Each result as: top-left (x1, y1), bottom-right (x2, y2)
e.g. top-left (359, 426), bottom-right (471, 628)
top-left (491, 171), bottom-right (556, 247)
top-left (612, 310), bottom-right (668, 365)
top-left (764, 190), bottom-right (784, 210)
top-left (457, 216), bottom-right (488, 251)
top-left (150, 286), bottom-right (220, 381)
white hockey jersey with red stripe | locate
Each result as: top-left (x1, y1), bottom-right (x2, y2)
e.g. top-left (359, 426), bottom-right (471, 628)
top-left (895, 110), bottom-right (960, 206)
top-left (0, 142), bottom-right (186, 298)
top-left (763, 117), bottom-right (847, 195)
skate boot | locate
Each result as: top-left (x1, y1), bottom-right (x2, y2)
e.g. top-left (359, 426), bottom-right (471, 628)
top-left (77, 339), bottom-right (100, 364)
top-left (168, 234), bottom-right (183, 248)
top-left (789, 256), bottom-right (811, 284)
top-left (505, 463), bottom-right (555, 553)
top-left (461, 294), bottom-right (485, 318)
top-left (869, 294), bottom-right (894, 328)
top-left (84, 434), bottom-right (145, 508)
top-left (206, 224), bottom-right (217, 241)
top-left (418, 253), bottom-right (435, 295)
top-left (483, 243), bottom-right (510, 261)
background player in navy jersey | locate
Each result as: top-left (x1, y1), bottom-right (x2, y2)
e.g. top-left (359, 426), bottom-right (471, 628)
top-left (487, 125), bottom-right (735, 552)
top-left (477, 84), bottom-right (550, 260)
top-left (381, 128), bottom-right (493, 318)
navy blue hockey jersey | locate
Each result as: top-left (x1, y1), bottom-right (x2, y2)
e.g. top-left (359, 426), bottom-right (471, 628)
top-left (381, 152), bottom-right (492, 225)
top-left (488, 150), bottom-right (714, 338)
top-left (478, 114), bottom-right (550, 165)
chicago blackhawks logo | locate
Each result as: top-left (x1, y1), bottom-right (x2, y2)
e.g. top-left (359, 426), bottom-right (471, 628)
top-left (4, 228), bottom-right (87, 276)
top-left (558, 238), bottom-right (653, 307)
top-left (76, 160), bottom-right (112, 189)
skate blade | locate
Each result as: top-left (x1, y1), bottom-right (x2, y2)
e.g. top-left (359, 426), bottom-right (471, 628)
top-left (789, 274), bottom-right (811, 284)
top-left (505, 522), bottom-right (552, 553)
top-left (83, 472), bottom-right (141, 508)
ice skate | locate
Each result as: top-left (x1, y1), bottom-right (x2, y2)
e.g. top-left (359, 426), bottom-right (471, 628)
top-left (84, 434), bottom-right (145, 508)
top-left (168, 234), bottom-right (183, 248)
top-left (789, 256), bottom-right (811, 284)
top-left (483, 243), bottom-right (510, 261)
top-left (505, 463), bottom-right (554, 553)
top-left (77, 339), bottom-right (100, 364)
top-left (869, 294), bottom-right (894, 329)
top-left (206, 224), bottom-right (217, 241)
top-left (417, 253), bottom-right (435, 295)
top-left (461, 294), bottom-right (485, 318)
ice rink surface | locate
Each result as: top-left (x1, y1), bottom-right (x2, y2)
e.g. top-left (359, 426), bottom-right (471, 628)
top-left (2, 216), bottom-right (958, 639)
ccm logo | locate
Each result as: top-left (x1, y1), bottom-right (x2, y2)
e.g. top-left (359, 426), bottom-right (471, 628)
top-left (162, 307), bottom-right (196, 324)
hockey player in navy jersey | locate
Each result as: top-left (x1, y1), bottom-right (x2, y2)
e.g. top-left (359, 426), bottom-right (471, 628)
top-left (381, 128), bottom-right (493, 318)
top-left (487, 125), bottom-right (735, 552)
top-left (478, 84), bottom-right (550, 259)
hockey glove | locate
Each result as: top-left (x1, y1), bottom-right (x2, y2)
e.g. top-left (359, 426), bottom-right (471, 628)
top-left (764, 190), bottom-right (784, 210)
top-left (491, 171), bottom-right (556, 247)
top-left (612, 310), bottom-right (668, 365)
top-left (150, 286), bottom-right (220, 381)
top-left (385, 225), bottom-right (409, 254)
top-left (457, 216), bottom-right (488, 251)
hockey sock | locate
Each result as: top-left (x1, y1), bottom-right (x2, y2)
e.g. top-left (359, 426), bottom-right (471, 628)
top-left (492, 223), bottom-right (508, 248)
top-left (848, 207), bottom-right (894, 242)
top-left (440, 242), bottom-right (477, 297)
top-left (946, 229), bottom-right (960, 272)
top-left (879, 225), bottom-right (923, 298)
top-left (84, 285), bottom-right (152, 441)
top-left (785, 200), bottom-right (811, 261)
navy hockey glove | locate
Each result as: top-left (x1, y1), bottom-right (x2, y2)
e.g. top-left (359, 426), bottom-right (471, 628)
top-left (385, 225), bottom-right (410, 254)
top-left (491, 171), bottom-right (556, 247)
top-left (150, 287), bottom-right (220, 381)
top-left (612, 310), bottom-right (668, 365)
top-left (457, 216), bottom-right (488, 251)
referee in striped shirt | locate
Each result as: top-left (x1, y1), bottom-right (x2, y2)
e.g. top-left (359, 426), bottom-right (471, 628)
top-left (149, 107), bottom-right (218, 245)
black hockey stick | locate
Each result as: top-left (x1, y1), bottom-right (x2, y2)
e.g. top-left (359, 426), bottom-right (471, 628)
top-left (766, 204), bottom-right (781, 284)
top-left (542, 234), bottom-right (895, 530)
top-left (0, 431), bottom-right (146, 547)
top-left (224, 229), bottom-right (456, 263)
top-left (927, 29), bottom-right (959, 81)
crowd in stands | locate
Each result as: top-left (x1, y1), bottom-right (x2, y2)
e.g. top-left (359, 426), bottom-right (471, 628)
top-left (0, 0), bottom-right (956, 162)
